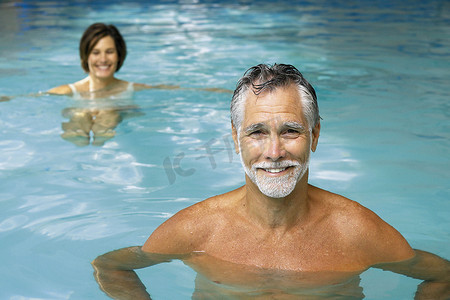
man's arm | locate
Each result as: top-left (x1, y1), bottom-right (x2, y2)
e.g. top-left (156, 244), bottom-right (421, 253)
top-left (92, 246), bottom-right (184, 300)
top-left (373, 249), bottom-right (450, 300)
top-left (92, 201), bottom-right (210, 299)
top-left (92, 207), bottom-right (203, 299)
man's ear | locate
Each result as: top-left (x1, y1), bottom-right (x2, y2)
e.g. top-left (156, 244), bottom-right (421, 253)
top-left (231, 123), bottom-right (240, 154)
top-left (311, 121), bottom-right (321, 152)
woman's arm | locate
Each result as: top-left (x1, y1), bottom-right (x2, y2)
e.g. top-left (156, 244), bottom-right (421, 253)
top-left (1, 90), bottom-right (54, 102)
top-left (1, 95), bottom-right (13, 102)
top-left (133, 83), bottom-right (180, 91)
top-left (47, 84), bottom-right (72, 95)
top-left (133, 83), bottom-right (232, 93)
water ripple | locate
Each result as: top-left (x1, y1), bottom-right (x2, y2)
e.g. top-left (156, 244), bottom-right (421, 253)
top-left (0, 215), bottom-right (29, 232)
top-left (0, 140), bottom-right (34, 170)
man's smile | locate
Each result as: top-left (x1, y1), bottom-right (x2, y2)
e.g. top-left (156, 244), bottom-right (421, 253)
top-left (254, 163), bottom-right (300, 177)
top-left (264, 167), bottom-right (286, 173)
top-left (259, 166), bottom-right (292, 175)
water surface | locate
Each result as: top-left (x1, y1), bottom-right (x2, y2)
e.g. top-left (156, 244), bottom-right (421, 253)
top-left (0, 0), bottom-right (448, 299)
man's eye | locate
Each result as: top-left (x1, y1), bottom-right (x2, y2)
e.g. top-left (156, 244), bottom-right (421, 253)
top-left (283, 129), bottom-right (300, 137)
top-left (249, 130), bottom-right (264, 137)
top-left (284, 129), bottom-right (297, 134)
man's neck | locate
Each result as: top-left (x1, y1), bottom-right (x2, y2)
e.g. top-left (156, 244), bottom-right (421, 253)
top-left (243, 175), bottom-right (310, 231)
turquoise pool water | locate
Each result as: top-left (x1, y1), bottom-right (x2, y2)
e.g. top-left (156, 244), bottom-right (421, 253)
top-left (0, 0), bottom-right (449, 299)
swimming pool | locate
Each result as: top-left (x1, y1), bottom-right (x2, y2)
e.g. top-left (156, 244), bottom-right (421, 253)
top-left (0, 0), bottom-right (448, 299)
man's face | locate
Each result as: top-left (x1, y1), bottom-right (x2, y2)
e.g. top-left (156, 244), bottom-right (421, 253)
top-left (233, 84), bottom-right (320, 198)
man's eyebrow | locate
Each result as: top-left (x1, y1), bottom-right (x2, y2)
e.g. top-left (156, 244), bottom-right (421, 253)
top-left (282, 121), bottom-right (306, 130)
top-left (243, 123), bottom-right (266, 133)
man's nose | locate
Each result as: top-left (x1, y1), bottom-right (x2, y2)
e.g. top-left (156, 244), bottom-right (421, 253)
top-left (264, 135), bottom-right (286, 161)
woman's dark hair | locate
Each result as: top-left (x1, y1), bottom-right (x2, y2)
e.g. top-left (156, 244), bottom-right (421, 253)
top-left (79, 23), bottom-right (127, 73)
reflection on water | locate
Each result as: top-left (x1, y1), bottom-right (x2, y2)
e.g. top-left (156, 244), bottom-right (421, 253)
top-left (185, 253), bottom-right (364, 299)
top-left (61, 93), bottom-right (144, 146)
top-left (0, 0), bottom-right (448, 299)
top-left (88, 148), bottom-right (143, 186)
top-left (0, 140), bottom-right (35, 170)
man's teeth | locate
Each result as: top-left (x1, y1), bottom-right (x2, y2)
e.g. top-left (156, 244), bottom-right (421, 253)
top-left (264, 168), bottom-right (286, 173)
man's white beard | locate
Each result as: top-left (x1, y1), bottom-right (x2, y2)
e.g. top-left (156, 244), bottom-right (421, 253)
top-left (240, 155), bottom-right (310, 198)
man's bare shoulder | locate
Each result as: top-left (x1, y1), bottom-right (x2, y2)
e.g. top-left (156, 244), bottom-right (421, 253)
top-left (142, 186), bottom-right (244, 254)
top-left (309, 185), bottom-right (376, 218)
top-left (175, 185), bottom-right (245, 221)
top-left (308, 185), bottom-right (414, 264)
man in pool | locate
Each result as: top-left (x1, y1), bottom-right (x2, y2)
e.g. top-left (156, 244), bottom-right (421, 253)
top-left (92, 64), bottom-right (449, 299)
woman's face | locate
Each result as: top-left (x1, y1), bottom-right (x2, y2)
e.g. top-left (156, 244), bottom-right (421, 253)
top-left (87, 35), bottom-right (118, 79)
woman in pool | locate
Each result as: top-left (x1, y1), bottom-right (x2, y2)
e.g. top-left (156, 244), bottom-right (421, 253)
top-left (48, 23), bottom-right (175, 97)
top-left (2, 22), bottom-right (230, 146)
top-left (48, 23), bottom-right (180, 146)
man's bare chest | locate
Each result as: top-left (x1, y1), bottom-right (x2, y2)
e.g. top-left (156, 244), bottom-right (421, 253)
top-left (201, 224), bottom-right (368, 271)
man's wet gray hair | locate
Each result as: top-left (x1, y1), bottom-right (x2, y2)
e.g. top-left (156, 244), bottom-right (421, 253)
top-left (231, 63), bottom-right (320, 133)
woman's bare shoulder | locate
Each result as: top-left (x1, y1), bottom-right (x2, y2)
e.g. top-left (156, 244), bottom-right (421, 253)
top-left (48, 77), bottom-right (91, 94)
top-left (47, 84), bottom-right (72, 95)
